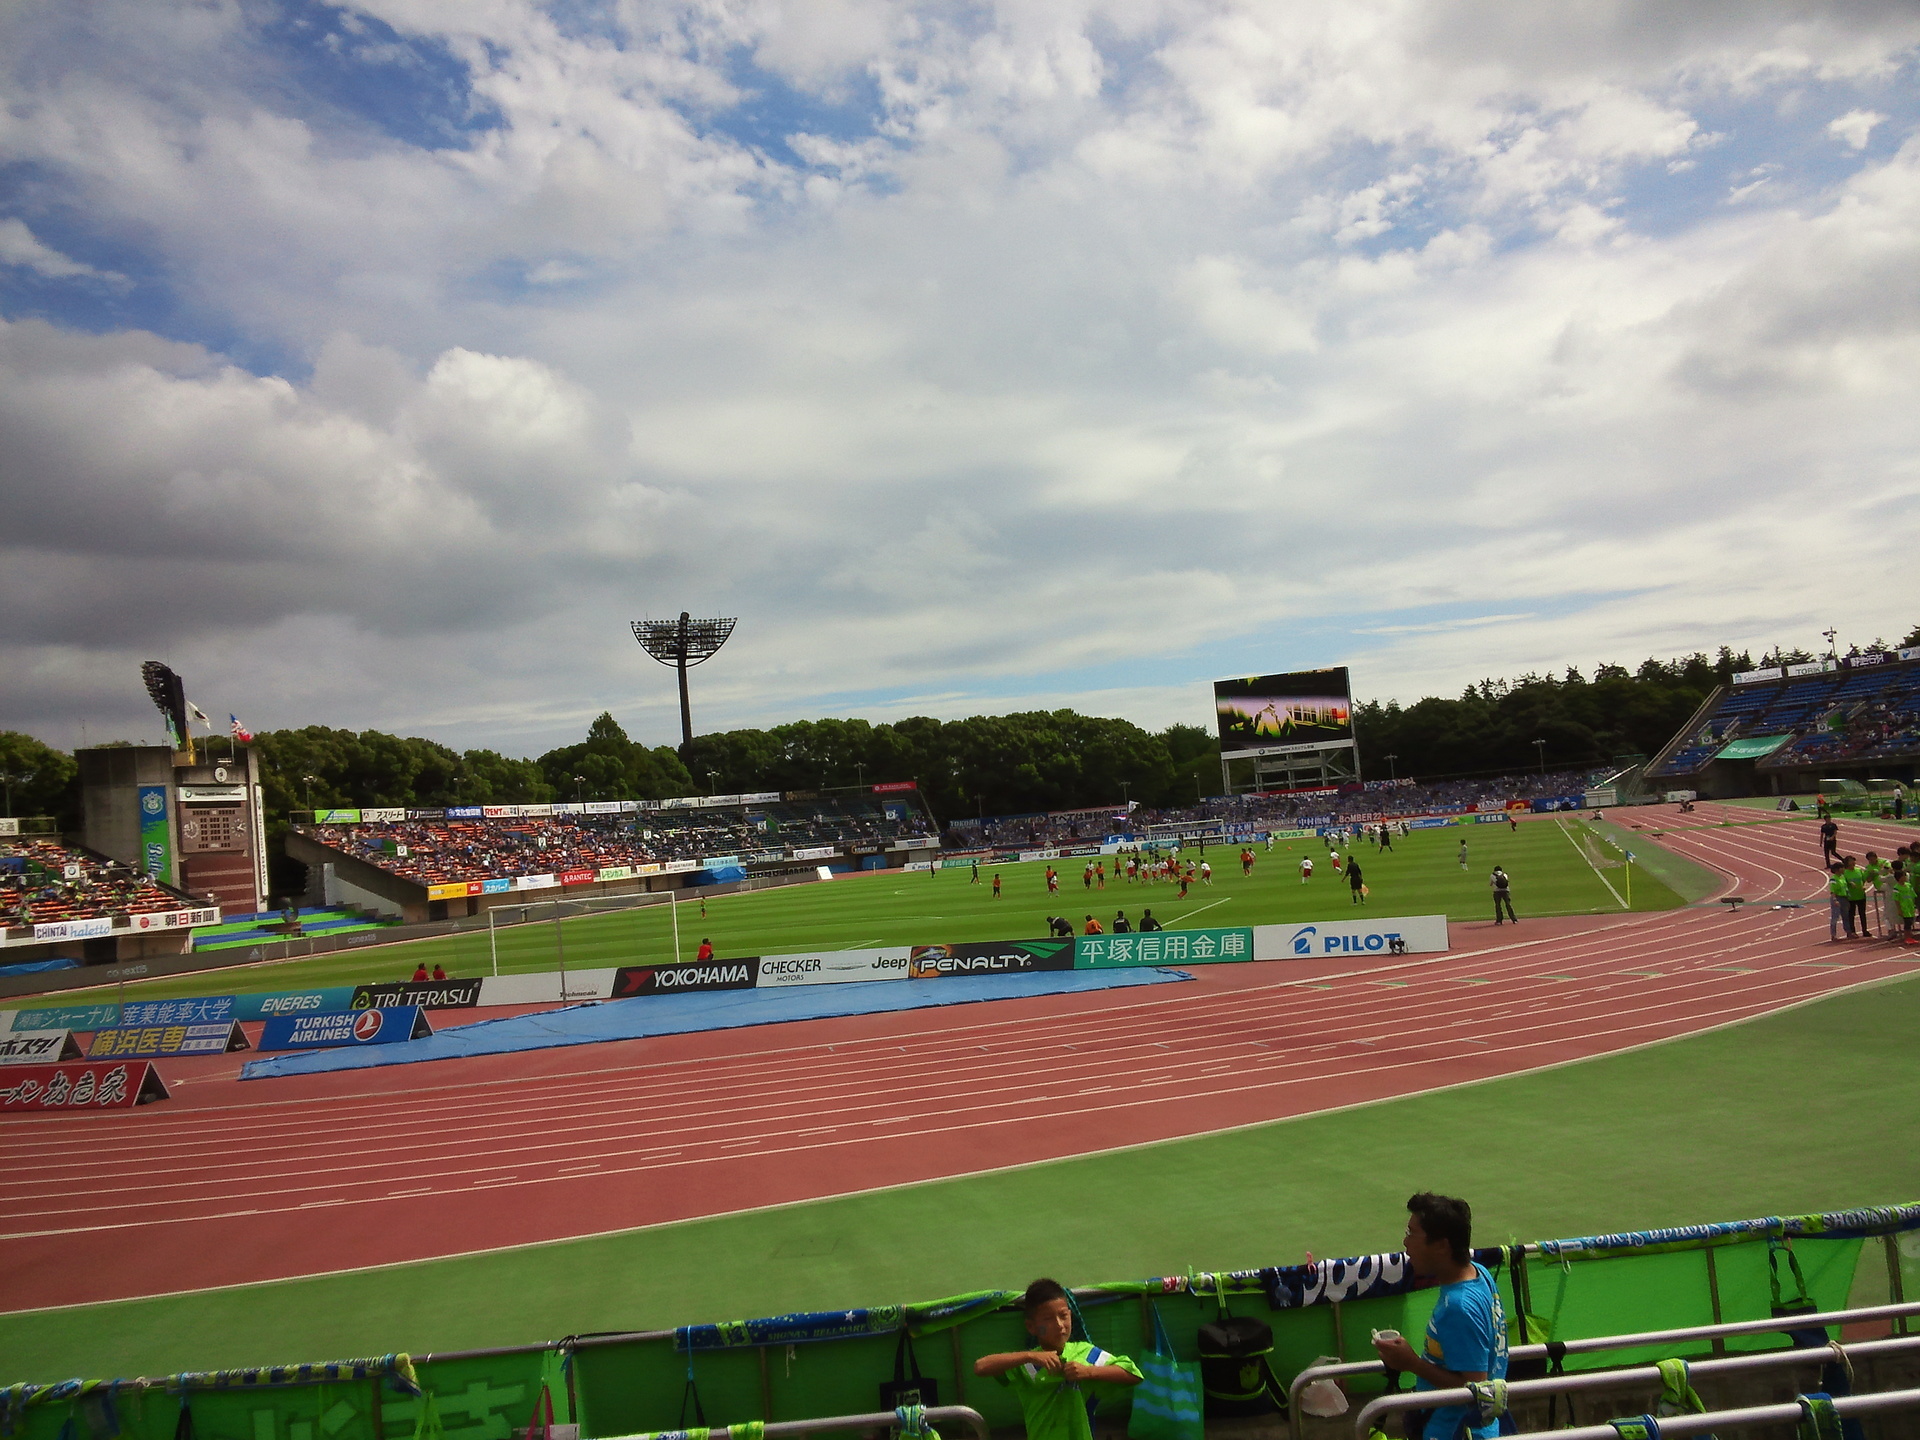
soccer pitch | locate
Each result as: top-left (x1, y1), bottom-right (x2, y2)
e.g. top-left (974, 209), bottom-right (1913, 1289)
top-left (50, 817), bottom-right (1715, 1003)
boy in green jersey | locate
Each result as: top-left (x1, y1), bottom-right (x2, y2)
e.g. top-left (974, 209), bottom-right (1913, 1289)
top-left (1893, 864), bottom-right (1916, 943)
top-left (976, 1278), bottom-right (1142, 1440)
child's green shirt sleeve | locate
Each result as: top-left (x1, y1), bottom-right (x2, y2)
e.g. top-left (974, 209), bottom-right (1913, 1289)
top-left (997, 1344), bottom-right (1142, 1440)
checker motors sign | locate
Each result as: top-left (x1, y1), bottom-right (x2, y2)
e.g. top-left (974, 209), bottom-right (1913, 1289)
top-left (908, 940), bottom-right (1076, 978)
top-left (349, 979), bottom-right (483, 1010)
top-left (257, 1006), bottom-right (433, 1051)
top-left (613, 959), bottom-right (759, 996)
top-left (1252, 913), bottom-right (1450, 959)
top-left (0, 1061), bottom-right (171, 1111)
top-left (756, 948), bottom-right (911, 987)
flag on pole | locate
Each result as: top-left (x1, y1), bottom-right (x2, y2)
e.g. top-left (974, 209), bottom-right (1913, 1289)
top-left (230, 715), bottom-right (254, 743)
top-left (187, 702), bottom-right (211, 727)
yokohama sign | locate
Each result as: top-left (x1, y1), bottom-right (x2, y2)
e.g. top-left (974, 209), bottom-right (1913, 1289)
top-left (0, 1061), bottom-right (171, 1111)
top-left (613, 959), bottom-right (759, 996)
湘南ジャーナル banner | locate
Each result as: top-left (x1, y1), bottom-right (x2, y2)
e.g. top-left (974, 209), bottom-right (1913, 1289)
top-left (1075, 927), bottom-right (1252, 968)
top-left (908, 940), bottom-right (1075, 978)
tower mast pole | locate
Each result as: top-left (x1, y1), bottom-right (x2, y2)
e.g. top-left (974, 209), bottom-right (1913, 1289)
top-left (677, 611), bottom-right (693, 753)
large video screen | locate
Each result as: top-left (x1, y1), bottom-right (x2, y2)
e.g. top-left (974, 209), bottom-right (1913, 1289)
top-left (1214, 668), bottom-right (1353, 756)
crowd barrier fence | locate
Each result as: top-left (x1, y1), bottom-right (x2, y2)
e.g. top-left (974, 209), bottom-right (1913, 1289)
top-left (1289, 1298), bottom-right (1920, 1435)
top-left (7, 1207), bottom-right (1916, 1440)
top-left (1547, 1385), bottom-right (1920, 1440)
top-left (1348, 1327), bottom-right (1920, 1440)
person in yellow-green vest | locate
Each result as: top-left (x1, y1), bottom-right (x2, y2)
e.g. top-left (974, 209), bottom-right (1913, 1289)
top-left (1841, 856), bottom-right (1871, 938)
top-left (1828, 862), bottom-right (1852, 941)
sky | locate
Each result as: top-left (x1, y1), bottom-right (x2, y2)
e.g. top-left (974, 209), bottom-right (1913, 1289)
top-left (3, 1), bottom-right (1918, 757)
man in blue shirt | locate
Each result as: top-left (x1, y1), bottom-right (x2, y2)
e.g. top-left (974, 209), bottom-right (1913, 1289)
top-left (1373, 1193), bottom-right (1509, 1440)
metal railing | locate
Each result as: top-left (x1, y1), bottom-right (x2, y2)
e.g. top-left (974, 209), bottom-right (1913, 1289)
top-left (594, 1407), bottom-right (990, 1440)
top-left (1287, 1299), bottom-right (1920, 1440)
top-left (1544, 1385), bottom-right (1920, 1440)
top-left (1351, 1333), bottom-right (1920, 1439)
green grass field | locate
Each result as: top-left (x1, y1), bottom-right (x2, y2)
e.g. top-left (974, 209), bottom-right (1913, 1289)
top-left (27, 820), bottom-right (1721, 1006)
top-left (7, 964), bottom-right (1913, 1379)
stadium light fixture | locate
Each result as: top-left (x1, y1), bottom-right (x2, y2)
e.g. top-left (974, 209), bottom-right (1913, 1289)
top-left (1532, 737), bottom-right (1547, 775)
top-left (141, 660), bottom-right (191, 758)
top-left (1385, 752), bottom-right (1398, 781)
top-left (631, 612), bottom-right (737, 753)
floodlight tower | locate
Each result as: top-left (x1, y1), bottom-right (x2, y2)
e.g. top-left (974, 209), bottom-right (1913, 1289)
top-left (631, 612), bottom-right (736, 753)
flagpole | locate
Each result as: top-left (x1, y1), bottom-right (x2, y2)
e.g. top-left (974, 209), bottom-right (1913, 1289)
top-left (670, 884), bottom-right (681, 962)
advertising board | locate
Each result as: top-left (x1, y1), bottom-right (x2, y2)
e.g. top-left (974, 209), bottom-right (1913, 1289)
top-left (1252, 913), bottom-right (1449, 958)
top-left (1214, 667), bottom-right (1354, 757)
top-left (0, 1061), bottom-right (170, 1111)
top-left (236, 988), bottom-right (359, 1020)
top-left (0, 1030), bottom-right (83, 1064)
top-left (1075, 927), bottom-right (1252, 968)
top-left (257, 1007), bottom-right (433, 1051)
top-left (349, 979), bottom-right (483, 1010)
top-left (32, 917), bottom-right (113, 942)
top-left (474, 969), bottom-right (618, 1006)
top-left (108, 996), bottom-right (236, 1026)
top-left (138, 783), bottom-right (175, 885)
top-left (756, 949), bottom-right (912, 987)
top-left (612, 959), bottom-right (759, 996)
top-left (908, 940), bottom-right (1075, 978)
top-left (87, 1021), bottom-right (250, 1058)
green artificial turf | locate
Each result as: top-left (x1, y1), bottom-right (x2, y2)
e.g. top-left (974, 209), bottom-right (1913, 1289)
top-left (9, 964), bottom-right (1916, 1380)
top-left (33, 823), bottom-right (1685, 1005)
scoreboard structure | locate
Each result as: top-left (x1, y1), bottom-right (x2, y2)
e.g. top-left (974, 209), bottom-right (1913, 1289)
top-left (1214, 666), bottom-right (1360, 795)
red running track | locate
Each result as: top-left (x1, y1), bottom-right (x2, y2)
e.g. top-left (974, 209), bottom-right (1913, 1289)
top-left (3, 808), bottom-right (1915, 1312)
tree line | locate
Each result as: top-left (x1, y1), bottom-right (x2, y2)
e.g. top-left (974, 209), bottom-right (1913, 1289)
top-left (4, 627), bottom-right (1913, 836)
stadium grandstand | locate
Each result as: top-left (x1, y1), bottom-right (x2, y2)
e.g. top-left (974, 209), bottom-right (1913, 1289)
top-left (1647, 645), bottom-right (1920, 794)
top-left (285, 787), bottom-right (942, 923)
top-left (947, 768), bottom-right (1599, 851)
top-left (1, 834), bottom-right (219, 965)
top-left (1, 837), bottom-right (185, 929)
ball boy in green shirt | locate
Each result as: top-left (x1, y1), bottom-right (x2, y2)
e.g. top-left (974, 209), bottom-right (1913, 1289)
top-left (975, 1279), bottom-right (1142, 1440)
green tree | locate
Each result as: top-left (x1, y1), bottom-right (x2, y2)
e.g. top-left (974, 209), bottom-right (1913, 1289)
top-left (0, 731), bottom-right (79, 827)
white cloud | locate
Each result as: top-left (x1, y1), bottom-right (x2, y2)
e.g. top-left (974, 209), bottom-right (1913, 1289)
top-left (1828, 108), bottom-right (1887, 150)
top-left (2, 1), bottom-right (1918, 756)
top-left (0, 217), bottom-right (123, 282)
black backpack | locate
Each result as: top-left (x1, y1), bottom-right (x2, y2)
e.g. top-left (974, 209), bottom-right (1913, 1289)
top-left (1195, 1278), bottom-right (1284, 1416)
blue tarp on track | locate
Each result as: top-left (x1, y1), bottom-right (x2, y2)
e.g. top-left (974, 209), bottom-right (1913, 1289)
top-left (240, 967), bottom-right (1193, 1080)
top-left (0, 957), bottom-right (80, 976)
